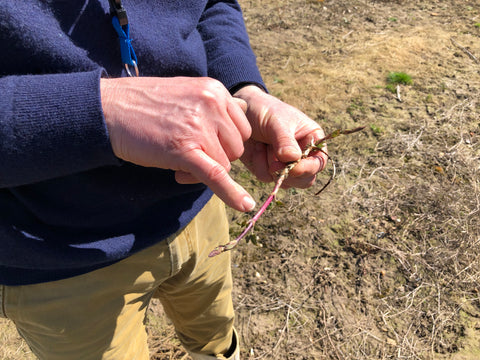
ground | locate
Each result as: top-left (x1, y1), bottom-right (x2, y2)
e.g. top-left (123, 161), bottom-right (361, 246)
top-left (1, 0), bottom-right (479, 359)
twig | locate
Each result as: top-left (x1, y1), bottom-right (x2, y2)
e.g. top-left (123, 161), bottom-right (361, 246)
top-left (396, 84), bottom-right (402, 102)
top-left (450, 37), bottom-right (480, 64)
top-left (321, 304), bottom-right (345, 360)
top-left (209, 126), bottom-right (365, 257)
top-left (271, 300), bottom-right (292, 354)
top-left (208, 142), bottom-right (313, 257)
top-left (315, 150), bottom-right (336, 196)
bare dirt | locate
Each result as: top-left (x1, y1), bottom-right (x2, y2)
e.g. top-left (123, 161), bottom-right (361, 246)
top-left (149, 1), bottom-right (480, 359)
top-left (1, 0), bottom-right (479, 359)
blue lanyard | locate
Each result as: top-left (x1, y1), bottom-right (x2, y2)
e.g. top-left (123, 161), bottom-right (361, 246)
top-left (108, 0), bottom-right (139, 76)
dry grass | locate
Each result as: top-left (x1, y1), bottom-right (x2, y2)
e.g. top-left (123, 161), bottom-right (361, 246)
top-left (226, 0), bottom-right (480, 359)
top-left (0, 319), bottom-right (34, 360)
top-left (1, 1), bottom-right (479, 359)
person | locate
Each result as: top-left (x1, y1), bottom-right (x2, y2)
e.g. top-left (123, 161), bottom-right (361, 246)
top-left (0, 1), bottom-right (327, 359)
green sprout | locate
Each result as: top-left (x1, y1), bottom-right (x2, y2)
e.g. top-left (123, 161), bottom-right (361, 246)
top-left (387, 72), bottom-right (413, 86)
top-left (386, 71), bottom-right (412, 94)
top-left (370, 124), bottom-right (383, 136)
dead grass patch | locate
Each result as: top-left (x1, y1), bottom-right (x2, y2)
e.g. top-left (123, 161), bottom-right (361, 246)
top-left (1, 1), bottom-right (479, 359)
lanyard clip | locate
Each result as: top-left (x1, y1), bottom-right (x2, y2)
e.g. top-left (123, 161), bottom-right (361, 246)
top-left (109, 0), bottom-right (139, 76)
top-left (108, 0), bottom-right (128, 26)
top-left (111, 13), bottom-right (139, 77)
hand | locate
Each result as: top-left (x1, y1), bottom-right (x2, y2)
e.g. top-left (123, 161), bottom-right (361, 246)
top-left (101, 76), bottom-right (256, 212)
top-left (233, 85), bottom-right (327, 189)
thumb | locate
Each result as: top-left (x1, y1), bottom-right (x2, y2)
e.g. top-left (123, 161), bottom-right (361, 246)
top-left (181, 149), bottom-right (256, 212)
top-left (271, 128), bottom-right (302, 163)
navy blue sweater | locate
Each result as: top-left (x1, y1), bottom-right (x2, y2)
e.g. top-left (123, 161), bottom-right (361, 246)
top-left (0, 0), bottom-right (264, 285)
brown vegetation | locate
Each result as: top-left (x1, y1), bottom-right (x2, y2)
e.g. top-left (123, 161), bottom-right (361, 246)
top-left (224, 1), bottom-right (480, 359)
top-left (1, 0), bottom-right (479, 359)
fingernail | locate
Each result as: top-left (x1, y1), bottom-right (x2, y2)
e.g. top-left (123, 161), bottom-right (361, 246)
top-left (243, 196), bottom-right (256, 212)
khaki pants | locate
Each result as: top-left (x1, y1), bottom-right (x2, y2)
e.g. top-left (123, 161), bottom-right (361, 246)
top-left (0, 196), bottom-right (235, 359)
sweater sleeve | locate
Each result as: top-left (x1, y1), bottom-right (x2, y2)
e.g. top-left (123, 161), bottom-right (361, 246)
top-left (0, 69), bottom-right (120, 188)
top-left (197, 0), bottom-right (266, 92)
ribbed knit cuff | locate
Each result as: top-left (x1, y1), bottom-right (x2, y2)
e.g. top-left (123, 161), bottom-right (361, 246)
top-left (207, 52), bottom-right (266, 95)
top-left (0, 69), bottom-right (119, 187)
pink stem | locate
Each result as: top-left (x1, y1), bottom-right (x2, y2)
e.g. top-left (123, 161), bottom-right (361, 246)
top-left (208, 127), bottom-right (366, 257)
top-left (233, 173), bottom-right (285, 241)
top-left (208, 175), bottom-right (286, 257)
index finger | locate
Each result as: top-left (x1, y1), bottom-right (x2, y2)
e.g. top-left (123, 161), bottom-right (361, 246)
top-left (180, 149), bottom-right (256, 212)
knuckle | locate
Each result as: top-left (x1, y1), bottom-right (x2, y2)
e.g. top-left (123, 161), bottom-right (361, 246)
top-left (230, 143), bottom-right (245, 161)
top-left (200, 78), bottom-right (223, 96)
top-left (204, 77), bottom-right (224, 91)
top-left (198, 80), bottom-right (227, 107)
top-left (206, 162), bottom-right (229, 183)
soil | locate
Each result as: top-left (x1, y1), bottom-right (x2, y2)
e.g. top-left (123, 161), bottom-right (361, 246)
top-left (223, 1), bottom-right (480, 359)
top-left (149, 1), bottom-right (480, 359)
top-left (1, 1), bottom-right (479, 359)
